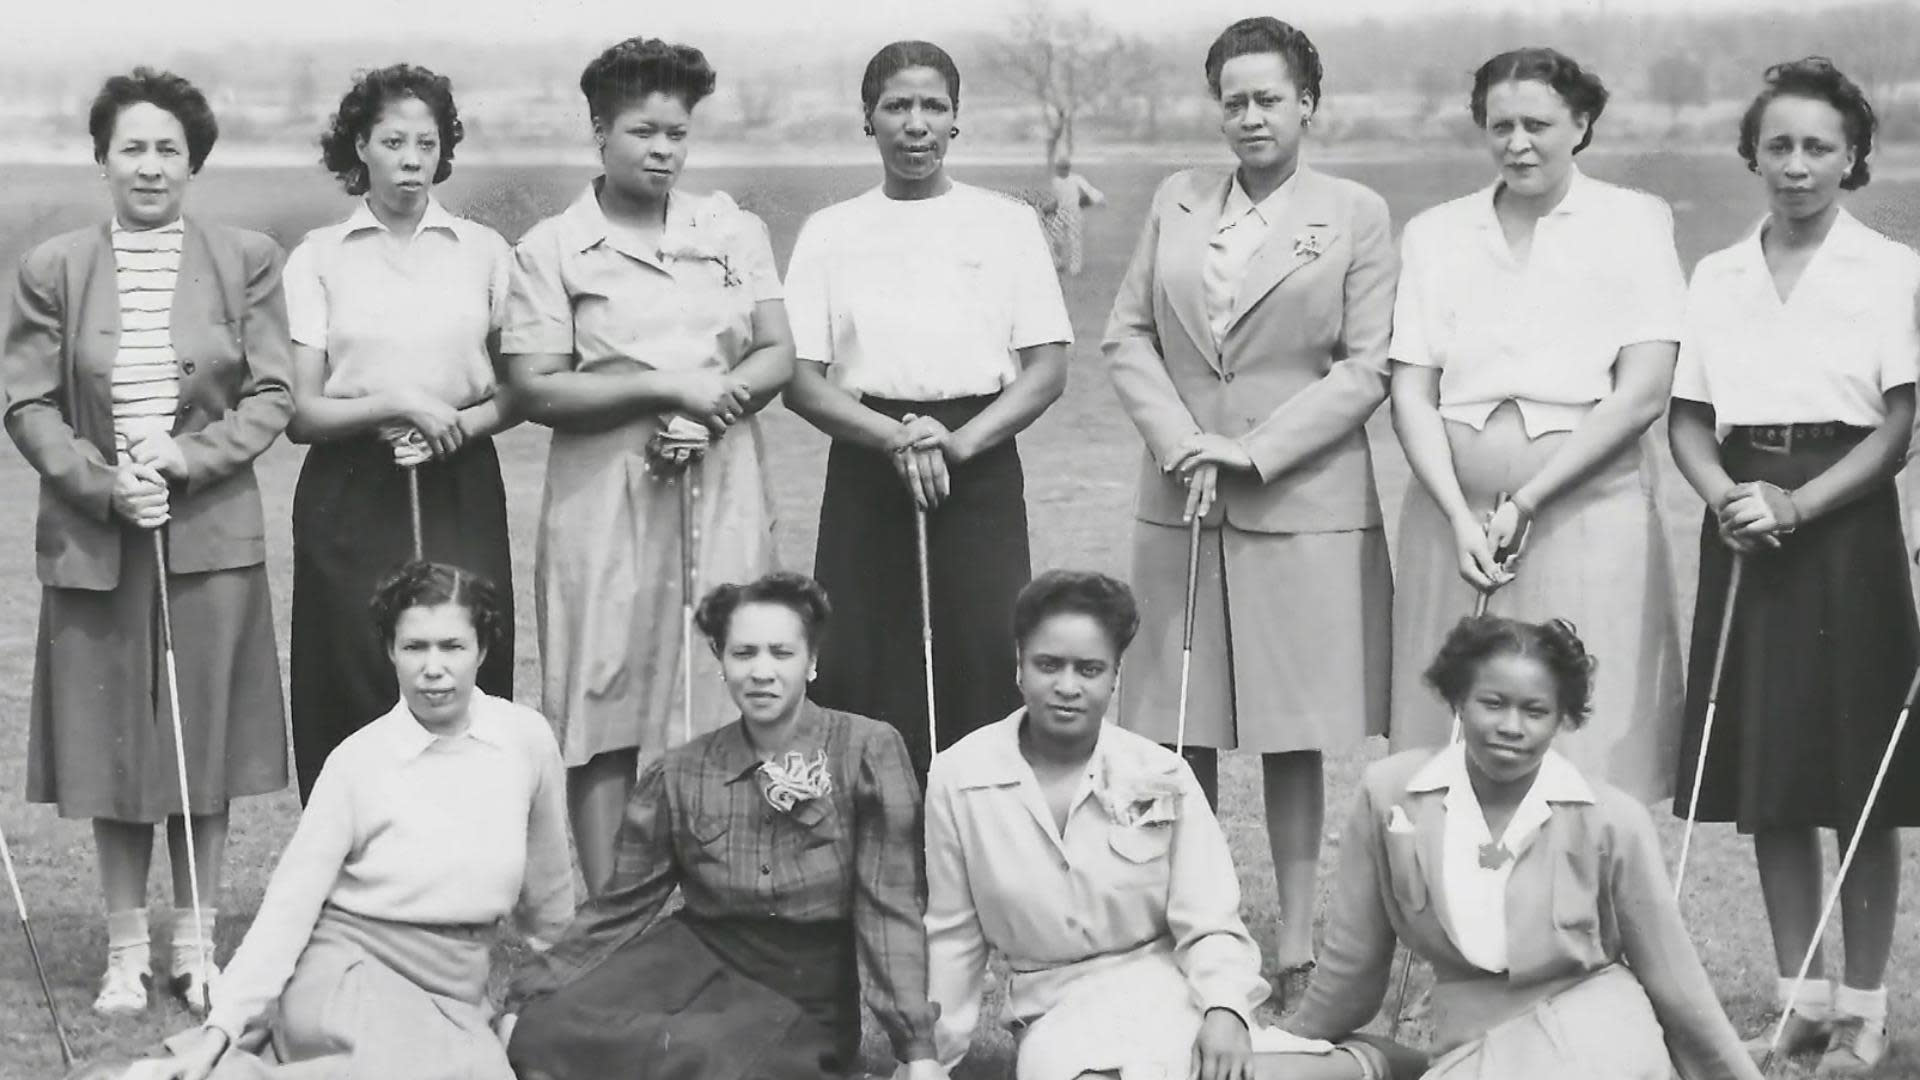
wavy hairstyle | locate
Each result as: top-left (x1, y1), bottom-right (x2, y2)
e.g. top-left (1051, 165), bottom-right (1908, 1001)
top-left (694, 572), bottom-right (833, 652)
top-left (1470, 47), bottom-right (1609, 154)
top-left (580, 36), bottom-right (717, 124)
top-left (1738, 57), bottom-right (1876, 190)
top-left (369, 561), bottom-right (508, 656)
top-left (88, 67), bottom-right (220, 173)
top-left (1423, 614), bottom-right (1597, 726)
top-left (1012, 570), bottom-right (1142, 656)
top-left (318, 64), bottom-right (463, 195)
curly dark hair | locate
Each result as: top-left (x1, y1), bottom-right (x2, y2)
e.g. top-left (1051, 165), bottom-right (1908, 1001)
top-left (1203, 17), bottom-right (1324, 105)
top-left (317, 64), bottom-right (462, 196)
top-left (1423, 615), bottom-right (1596, 725)
top-left (580, 37), bottom-right (716, 124)
top-left (694, 572), bottom-right (832, 653)
top-left (860, 40), bottom-right (961, 116)
top-left (1012, 570), bottom-right (1141, 657)
top-left (88, 67), bottom-right (219, 174)
top-left (369, 561), bottom-right (508, 657)
top-left (1738, 57), bottom-right (1875, 191)
top-left (1470, 47), bottom-right (1609, 154)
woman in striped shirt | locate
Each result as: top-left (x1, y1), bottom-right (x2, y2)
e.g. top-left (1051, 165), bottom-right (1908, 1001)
top-left (0, 68), bottom-right (293, 1016)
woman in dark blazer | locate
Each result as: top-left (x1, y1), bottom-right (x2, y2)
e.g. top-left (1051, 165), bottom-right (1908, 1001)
top-left (1104, 16), bottom-right (1395, 998)
top-left (0, 67), bottom-right (291, 1016)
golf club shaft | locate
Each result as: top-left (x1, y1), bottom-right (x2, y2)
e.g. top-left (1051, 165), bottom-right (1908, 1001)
top-left (1175, 513), bottom-right (1203, 753)
top-left (407, 465), bottom-right (423, 562)
top-left (681, 472), bottom-right (697, 745)
top-left (0, 825), bottom-right (73, 1066)
top-left (1674, 555), bottom-right (1745, 899)
top-left (916, 506), bottom-right (937, 764)
top-left (154, 531), bottom-right (212, 1010)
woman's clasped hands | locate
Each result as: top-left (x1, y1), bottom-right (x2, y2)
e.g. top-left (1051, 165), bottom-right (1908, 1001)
top-left (1165, 432), bottom-right (1254, 522)
top-left (114, 430), bottom-right (191, 529)
top-left (1714, 480), bottom-right (1798, 552)
top-left (891, 413), bottom-right (967, 510)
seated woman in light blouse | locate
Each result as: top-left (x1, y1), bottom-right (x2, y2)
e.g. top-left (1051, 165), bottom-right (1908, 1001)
top-left (1386, 48), bottom-right (1687, 804)
top-left (1287, 617), bottom-right (1761, 1080)
top-left (926, 571), bottom-right (1422, 1080)
top-left (147, 562), bottom-right (573, 1080)
top-left (503, 573), bottom-right (943, 1080)
top-left (1668, 58), bottom-right (1919, 1075)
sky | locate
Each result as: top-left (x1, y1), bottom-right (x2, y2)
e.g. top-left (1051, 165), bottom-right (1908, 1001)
top-left (5, 0), bottom-right (1862, 46)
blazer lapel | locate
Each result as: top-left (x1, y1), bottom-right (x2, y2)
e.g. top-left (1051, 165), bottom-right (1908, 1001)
top-left (1162, 172), bottom-right (1229, 373)
top-left (1222, 166), bottom-right (1342, 340)
top-left (81, 225), bottom-right (121, 380)
top-left (1410, 791), bottom-right (1456, 947)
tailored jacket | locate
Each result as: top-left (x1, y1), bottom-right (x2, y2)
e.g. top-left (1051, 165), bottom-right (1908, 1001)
top-left (1288, 750), bottom-right (1760, 1080)
top-left (1104, 165), bottom-right (1396, 534)
top-left (2, 218), bottom-right (292, 589)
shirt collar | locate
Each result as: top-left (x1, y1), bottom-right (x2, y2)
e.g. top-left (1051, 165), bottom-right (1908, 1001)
top-left (343, 196), bottom-right (460, 240)
top-left (1733, 205), bottom-right (1876, 274)
top-left (374, 690), bottom-right (512, 762)
top-left (1475, 163), bottom-right (1594, 231)
top-left (1220, 169), bottom-right (1296, 230)
top-left (1405, 740), bottom-right (1594, 805)
top-left (712, 699), bottom-right (833, 784)
top-left (112, 216), bottom-right (185, 236)
top-left (952, 709), bottom-right (1120, 789)
top-left (555, 179), bottom-right (700, 262)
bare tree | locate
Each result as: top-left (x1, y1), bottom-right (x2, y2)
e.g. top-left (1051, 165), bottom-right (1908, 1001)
top-left (985, 0), bottom-right (1130, 163)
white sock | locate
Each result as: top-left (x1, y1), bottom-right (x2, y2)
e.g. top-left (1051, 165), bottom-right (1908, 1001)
top-left (1778, 976), bottom-right (1832, 1018)
top-left (106, 908), bottom-right (150, 970)
top-left (170, 906), bottom-right (218, 971)
top-left (1833, 984), bottom-right (1888, 1026)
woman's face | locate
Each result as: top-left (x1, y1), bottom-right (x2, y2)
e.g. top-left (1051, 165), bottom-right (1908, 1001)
top-left (1481, 78), bottom-right (1587, 202)
top-left (868, 66), bottom-right (955, 189)
top-left (598, 91), bottom-right (692, 204)
top-left (103, 101), bottom-right (192, 229)
top-left (719, 602), bottom-right (815, 727)
top-left (1017, 612), bottom-right (1119, 748)
top-left (1457, 652), bottom-right (1565, 787)
top-left (358, 95), bottom-right (440, 216)
top-left (389, 602), bottom-right (486, 732)
top-left (1217, 52), bottom-right (1313, 177)
top-left (1755, 94), bottom-right (1854, 224)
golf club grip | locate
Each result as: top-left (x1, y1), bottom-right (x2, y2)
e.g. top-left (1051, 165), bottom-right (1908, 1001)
top-left (407, 466), bottom-right (423, 561)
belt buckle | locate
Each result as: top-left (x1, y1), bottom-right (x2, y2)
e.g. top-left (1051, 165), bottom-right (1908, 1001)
top-left (1751, 426), bottom-right (1792, 455)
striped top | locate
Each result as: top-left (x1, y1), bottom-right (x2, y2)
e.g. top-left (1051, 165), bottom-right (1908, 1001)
top-left (109, 218), bottom-right (184, 461)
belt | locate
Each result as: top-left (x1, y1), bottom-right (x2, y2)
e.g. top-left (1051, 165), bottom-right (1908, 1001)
top-left (1730, 423), bottom-right (1870, 454)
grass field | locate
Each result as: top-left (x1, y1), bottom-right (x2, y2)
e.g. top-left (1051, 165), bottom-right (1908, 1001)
top-left (5, 149), bottom-right (1920, 1077)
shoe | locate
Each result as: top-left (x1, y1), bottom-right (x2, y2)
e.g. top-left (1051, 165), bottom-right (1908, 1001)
top-left (169, 941), bottom-right (220, 1016)
top-left (1745, 1009), bottom-right (1834, 1065)
top-left (93, 949), bottom-right (151, 1016)
top-left (1815, 1016), bottom-right (1888, 1077)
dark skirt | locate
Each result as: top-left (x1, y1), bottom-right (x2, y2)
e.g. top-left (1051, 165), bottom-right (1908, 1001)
top-left (290, 435), bottom-right (514, 800)
top-left (1672, 431), bottom-right (1920, 833)
top-left (28, 530), bottom-right (286, 821)
top-left (810, 394), bottom-right (1028, 783)
top-left (508, 913), bottom-right (856, 1080)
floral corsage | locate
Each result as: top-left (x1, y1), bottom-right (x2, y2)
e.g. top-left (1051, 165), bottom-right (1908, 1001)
top-left (1095, 754), bottom-right (1184, 829)
top-left (1292, 230), bottom-right (1326, 260)
top-left (759, 749), bottom-right (834, 814)
top-left (660, 240), bottom-right (741, 287)
top-left (645, 414), bottom-right (711, 476)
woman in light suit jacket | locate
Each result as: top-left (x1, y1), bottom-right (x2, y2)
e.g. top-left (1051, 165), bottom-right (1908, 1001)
top-left (1287, 617), bottom-right (1759, 1079)
top-left (1104, 16), bottom-right (1394, 997)
top-left (1, 68), bottom-right (291, 1016)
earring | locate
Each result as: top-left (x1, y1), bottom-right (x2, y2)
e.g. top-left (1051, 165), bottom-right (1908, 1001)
top-left (808, 669), bottom-right (818, 683)
top-left (861, 124), bottom-right (874, 137)
top-left (949, 126), bottom-right (960, 138)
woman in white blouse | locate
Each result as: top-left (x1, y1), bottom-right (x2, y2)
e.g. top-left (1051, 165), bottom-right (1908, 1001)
top-left (147, 563), bottom-right (573, 1080)
top-left (926, 571), bottom-right (1420, 1080)
top-left (284, 64), bottom-right (519, 804)
top-left (785, 40), bottom-right (1072, 783)
top-left (1387, 47), bottom-right (1687, 802)
top-left (1668, 59), bottom-right (1919, 1076)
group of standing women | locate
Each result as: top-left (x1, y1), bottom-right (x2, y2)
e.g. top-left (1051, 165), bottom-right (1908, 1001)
top-left (5, 10), bottom-right (1919, 1080)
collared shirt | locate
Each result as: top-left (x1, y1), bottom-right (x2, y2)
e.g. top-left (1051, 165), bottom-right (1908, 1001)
top-left (784, 182), bottom-right (1073, 400)
top-left (206, 692), bottom-right (573, 1040)
top-left (924, 712), bottom-right (1268, 1069)
top-left (108, 217), bottom-right (185, 460)
top-left (501, 182), bottom-right (781, 376)
top-left (1673, 207), bottom-right (1920, 426)
top-left (1202, 172), bottom-right (1296, 347)
top-left (283, 197), bottom-right (510, 409)
top-left (1406, 742), bottom-right (1595, 974)
top-left (1391, 167), bottom-right (1687, 436)
top-left (507, 703), bottom-right (938, 1061)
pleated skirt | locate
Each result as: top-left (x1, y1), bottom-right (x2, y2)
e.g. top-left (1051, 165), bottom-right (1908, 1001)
top-left (28, 530), bottom-right (285, 821)
top-left (1389, 404), bottom-right (1685, 803)
top-left (810, 394), bottom-right (1028, 784)
top-left (1120, 522), bottom-right (1391, 752)
top-left (290, 435), bottom-right (514, 800)
top-left (1672, 433), bottom-right (1920, 833)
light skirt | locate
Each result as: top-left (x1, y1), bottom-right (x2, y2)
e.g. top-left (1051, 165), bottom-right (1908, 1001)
top-left (1424, 965), bottom-right (1671, 1080)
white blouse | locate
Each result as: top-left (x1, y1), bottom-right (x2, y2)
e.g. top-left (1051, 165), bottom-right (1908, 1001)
top-left (1202, 173), bottom-right (1296, 348)
top-left (1406, 743), bottom-right (1594, 974)
top-left (1391, 167), bottom-right (1687, 436)
top-left (784, 183), bottom-right (1073, 401)
top-left (1673, 208), bottom-right (1920, 426)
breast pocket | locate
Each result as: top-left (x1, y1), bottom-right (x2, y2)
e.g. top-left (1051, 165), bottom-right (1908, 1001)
top-left (1107, 822), bottom-right (1173, 865)
top-left (684, 814), bottom-right (733, 869)
top-left (1551, 849), bottom-right (1603, 952)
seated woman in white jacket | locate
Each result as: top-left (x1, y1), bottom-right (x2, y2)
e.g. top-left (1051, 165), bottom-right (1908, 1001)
top-left (924, 571), bottom-right (1421, 1080)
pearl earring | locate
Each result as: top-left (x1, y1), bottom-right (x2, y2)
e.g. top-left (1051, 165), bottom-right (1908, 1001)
top-left (949, 126), bottom-right (960, 138)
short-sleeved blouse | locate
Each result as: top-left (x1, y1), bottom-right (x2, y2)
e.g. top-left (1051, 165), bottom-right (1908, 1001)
top-left (1673, 208), bottom-right (1920, 426)
top-left (1391, 167), bottom-right (1687, 436)
top-left (282, 198), bottom-right (510, 409)
top-left (783, 182), bottom-right (1073, 401)
top-left (501, 183), bottom-right (782, 372)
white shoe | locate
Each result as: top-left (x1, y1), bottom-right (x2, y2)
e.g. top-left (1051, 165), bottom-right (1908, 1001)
top-left (1816, 1016), bottom-right (1888, 1077)
top-left (93, 949), bottom-right (151, 1016)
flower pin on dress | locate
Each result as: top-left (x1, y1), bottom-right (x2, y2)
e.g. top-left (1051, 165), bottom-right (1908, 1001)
top-left (1292, 231), bottom-right (1325, 260)
top-left (660, 242), bottom-right (741, 287)
top-left (759, 749), bottom-right (833, 813)
top-left (1477, 840), bottom-right (1514, 871)
top-left (1095, 755), bottom-right (1184, 829)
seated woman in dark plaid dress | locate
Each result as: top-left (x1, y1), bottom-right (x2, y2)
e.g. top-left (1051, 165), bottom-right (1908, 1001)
top-left (502, 573), bottom-right (944, 1080)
